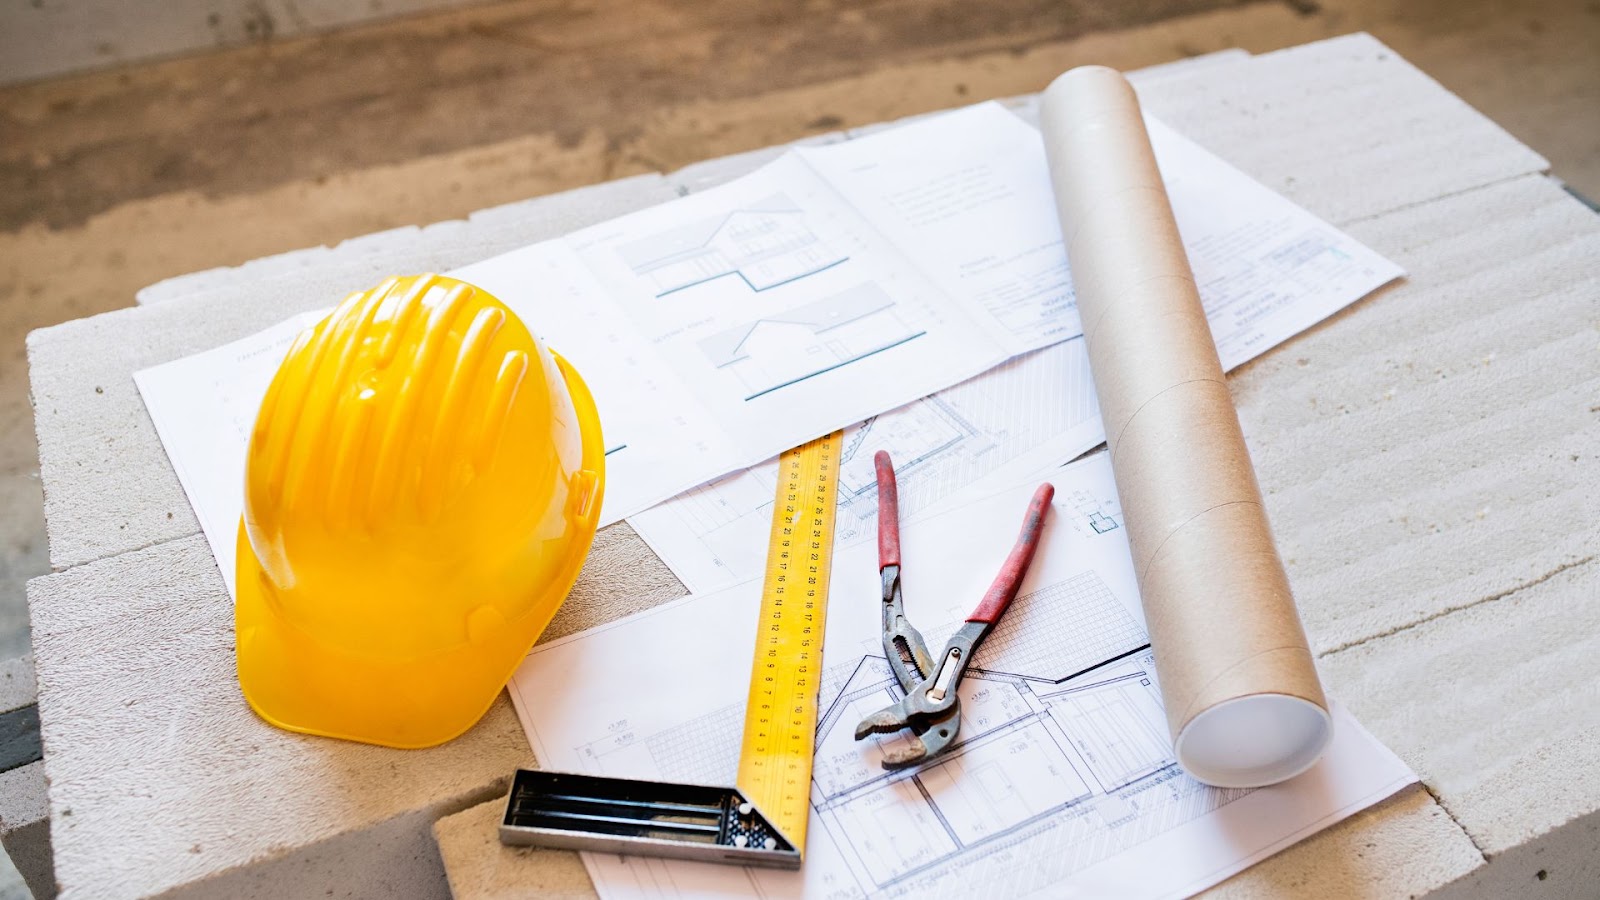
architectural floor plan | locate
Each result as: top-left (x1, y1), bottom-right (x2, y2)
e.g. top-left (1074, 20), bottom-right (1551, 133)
top-left (509, 457), bottom-right (1415, 899)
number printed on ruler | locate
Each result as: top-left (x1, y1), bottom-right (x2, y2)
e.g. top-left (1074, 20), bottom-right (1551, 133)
top-left (736, 430), bottom-right (841, 854)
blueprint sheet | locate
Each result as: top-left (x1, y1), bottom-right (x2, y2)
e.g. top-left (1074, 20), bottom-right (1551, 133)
top-left (510, 455), bottom-right (1416, 900)
top-left (628, 338), bottom-right (1105, 594)
top-left (626, 110), bottom-right (1404, 595)
top-left (137, 102), bottom-right (1400, 584)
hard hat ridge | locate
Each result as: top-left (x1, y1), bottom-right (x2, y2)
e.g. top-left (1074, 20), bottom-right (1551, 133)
top-left (236, 273), bottom-right (605, 748)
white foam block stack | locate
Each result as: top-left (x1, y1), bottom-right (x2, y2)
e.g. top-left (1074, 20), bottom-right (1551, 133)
top-left (23, 32), bottom-right (1599, 899)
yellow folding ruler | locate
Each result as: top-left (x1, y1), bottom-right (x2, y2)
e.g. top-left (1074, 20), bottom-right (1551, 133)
top-left (500, 432), bottom-right (842, 869)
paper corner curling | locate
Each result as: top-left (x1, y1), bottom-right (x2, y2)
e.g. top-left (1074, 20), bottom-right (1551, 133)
top-left (1037, 66), bottom-right (1332, 789)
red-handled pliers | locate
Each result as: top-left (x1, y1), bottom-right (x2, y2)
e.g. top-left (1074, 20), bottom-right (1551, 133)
top-left (853, 450), bottom-right (1055, 769)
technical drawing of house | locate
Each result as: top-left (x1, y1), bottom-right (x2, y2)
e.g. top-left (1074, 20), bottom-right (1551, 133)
top-left (571, 568), bottom-right (1261, 898)
top-left (698, 283), bottom-right (927, 400)
top-left (835, 404), bottom-right (974, 501)
top-left (1060, 485), bottom-right (1124, 536)
top-left (616, 193), bottom-right (850, 296)
top-left (813, 656), bottom-right (1099, 889)
top-left (801, 570), bottom-right (1190, 894)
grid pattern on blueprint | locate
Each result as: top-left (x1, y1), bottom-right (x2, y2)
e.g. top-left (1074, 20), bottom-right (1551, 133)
top-left (645, 703), bottom-right (744, 785)
top-left (974, 571), bottom-right (1147, 681)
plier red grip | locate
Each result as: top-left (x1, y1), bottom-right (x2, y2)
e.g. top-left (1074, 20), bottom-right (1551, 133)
top-left (854, 451), bottom-right (1055, 769)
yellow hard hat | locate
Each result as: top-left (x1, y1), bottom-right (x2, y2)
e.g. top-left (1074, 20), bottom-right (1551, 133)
top-left (236, 274), bottom-right (604, 749)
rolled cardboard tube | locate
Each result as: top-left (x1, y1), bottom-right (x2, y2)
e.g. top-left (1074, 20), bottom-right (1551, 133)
top-left (1039, 66), bottom-right (1331, 788)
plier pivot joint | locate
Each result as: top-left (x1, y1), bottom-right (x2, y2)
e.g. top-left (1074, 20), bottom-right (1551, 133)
top-left (854, 450), bottom-right (1055, 769)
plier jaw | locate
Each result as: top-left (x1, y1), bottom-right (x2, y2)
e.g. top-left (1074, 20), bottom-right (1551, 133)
top-left (853, 451), bottom-right (1055, 771)
top-left (853, 705), bottom-right (957, 770)
top-left (879, 563), bottom-right (935, 699)
top-left (854, 620), bottom-right (986, 768)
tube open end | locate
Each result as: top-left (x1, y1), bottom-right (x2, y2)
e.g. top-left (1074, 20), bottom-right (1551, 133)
top-left (1174, 694), bottom-right (1332, 789)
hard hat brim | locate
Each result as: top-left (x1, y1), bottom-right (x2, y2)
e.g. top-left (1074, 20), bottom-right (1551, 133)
top-left (235, 348), bottom-right (607, 749)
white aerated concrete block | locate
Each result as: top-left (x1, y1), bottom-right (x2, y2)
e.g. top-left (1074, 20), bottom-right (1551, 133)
top-left (1432, 808), bottom-right (1600, 900)
top-left (1232, 174), bottom-right (1600, 653)
top-left (0, 657), bottom-right (35, 715)
top-left (1204, 787), bottom-right (1482, 898)
top-left (1322, 558), bottom-right (1600, 861)
top-left (1137, 33), bottom-right (1548, 225)
top-left (25, 523), bottom-right (681, 899)
top-left (27, 536), bottom-right (528, 900)
top-left (0, 762), bottom-right (54, 900)
top-left (635, 36), bottom-right (1549, 235)
top-left (540, 522), bottom-right (688, 644)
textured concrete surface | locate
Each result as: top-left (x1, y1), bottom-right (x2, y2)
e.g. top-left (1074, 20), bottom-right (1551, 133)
top-left (17, 27), bottom-right (1600, 900)
top-left (26, 535), bottom-right (526, 900)
top-left (0, 658), bottom-right (34, 717)
top-left (1204, 787), bottom-right (1482, 898)
top-left (23, 434), bottom-right (682, 898)
top-left (1432, 808), bottom-right (1600, 900)
top-left (1323, 557), bottom-right (1600, 862)
top-left (1131, 36), bottom-right (1552, 225)
top-left (0, 763), bottom-right (53, 900)
top-left (23, 525), bottom-right (682, 899)
top-left (1239, 172), bottom-right (1600, 653)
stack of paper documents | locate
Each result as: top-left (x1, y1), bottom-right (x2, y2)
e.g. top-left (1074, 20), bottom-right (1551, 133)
top-left (137, 102), bottom-right (1413, 899)
top-left (518, 457), bottom-right (1414, 899)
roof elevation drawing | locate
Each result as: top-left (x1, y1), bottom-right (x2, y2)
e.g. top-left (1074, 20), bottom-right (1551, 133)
top-left (698, 284), bottom-right (926, 400)
top-left (617, 193), bottom-right (849, 296)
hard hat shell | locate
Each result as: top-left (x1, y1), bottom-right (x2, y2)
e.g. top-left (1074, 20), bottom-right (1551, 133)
top-left (236, 274), bottom-right (604, 749)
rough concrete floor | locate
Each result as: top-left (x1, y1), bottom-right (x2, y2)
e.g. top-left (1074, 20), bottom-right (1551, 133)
top-left (0, 0), bottom-right (1592, 895)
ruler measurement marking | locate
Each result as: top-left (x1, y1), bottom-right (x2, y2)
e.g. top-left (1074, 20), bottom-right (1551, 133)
top-left (736, 431), bottom-right (840, 855)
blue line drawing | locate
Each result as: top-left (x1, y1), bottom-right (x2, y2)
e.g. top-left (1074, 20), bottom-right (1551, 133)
top-left (616, 193), bottom-right (851, 297)
top-left (835, 400), bottom-right (974, 501)
top-left (657, 257), bottom-right (850, 297)
top-left (698, 283), bottom-right (927, 401)
top-left (1061, 485), bottom-right (1124, 537)
top-left (576, 570), bottom-right (1253, 897)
